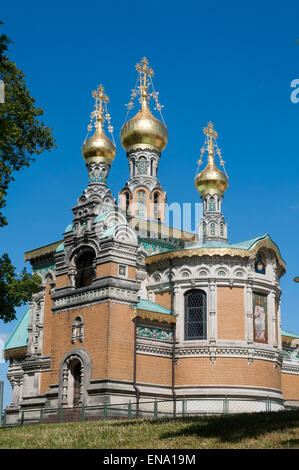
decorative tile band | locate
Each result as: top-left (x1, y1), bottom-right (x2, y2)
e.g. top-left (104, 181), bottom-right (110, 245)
top-left (136, 325), bottom-right (174, 342)
top-left (139, 241), bottom-right (171, 256)
top-left (34, 263), bottom-right (56, 276)
top-left (283, 349), bottom-right (299, 361)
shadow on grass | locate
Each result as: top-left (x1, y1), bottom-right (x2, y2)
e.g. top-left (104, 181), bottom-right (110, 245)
top-left (100, 410), bottom-right (299, 444)
top-left (156, 410), bottom-right (299, 444)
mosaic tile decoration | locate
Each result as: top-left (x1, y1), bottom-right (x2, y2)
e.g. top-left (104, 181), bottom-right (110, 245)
top-left (283, 349), bottom-right (299, 361)
top-left (139, 241), bottom-right (171, 256)
top-left (34, 263), bottom-right (56, 276)
top-left (136, 325), bottom-right (174, 342)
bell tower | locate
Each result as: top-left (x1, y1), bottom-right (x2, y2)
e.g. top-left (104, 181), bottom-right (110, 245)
top-left (195, 122), bottom-right (229, 243)
top-left (71, 84), bottom-right (116, 236)
top-left (119, 57), bottom-right (168, 223)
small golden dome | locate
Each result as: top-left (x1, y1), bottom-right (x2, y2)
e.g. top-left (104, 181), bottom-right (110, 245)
top-left (82, 127), bottom-right (116, 165)
top-left (120, 102), bottom-right (168, 153)
top-left (195, 160), bottom-right (229, 197)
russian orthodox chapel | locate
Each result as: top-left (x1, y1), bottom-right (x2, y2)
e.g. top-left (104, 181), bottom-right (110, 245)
top-left (3, 58), bottom-right (299, 423)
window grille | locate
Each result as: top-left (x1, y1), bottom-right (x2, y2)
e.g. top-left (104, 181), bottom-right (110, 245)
top-left (184, 290), bottom-right (207, 340)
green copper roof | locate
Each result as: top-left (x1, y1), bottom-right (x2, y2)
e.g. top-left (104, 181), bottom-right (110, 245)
top-left (4, 307), bottom-right (30, 351)
top-left (100, 226), bottom-right (116, 239)
top-left (132, 299), bottom-right (175, 316)
top-left (64, 224), bottom-right (74, 233)
top-left (281, 329), bottom-right (299, 339)
top-left (93, 210), bottom-right (110, 224)
top-left (187, 234), bottom-right (275, 251)
top-left (56, 242), bottom-right (65, 252)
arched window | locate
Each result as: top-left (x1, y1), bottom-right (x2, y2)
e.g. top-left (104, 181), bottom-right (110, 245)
top-left (71, 359), bottom-right (81, 407)
top-left (137, 190), bottom-right (146, 217)
top-left (75, 250), bottom-right (96, 288)
top-left (210, 223), bottom-right (215, 235)
top-left (59, 350), bottom-right (92, 408)
top-left (209, 197), bottom-right (216, 211)
top-left (255, 252), bottom-right (266, 274)
top-left (153, 191), bottom-right (159, 219)
top-left (124, 191), bottom-right (130, 213)
top-left (184, 289), bottom-right (207, 340)
top-left (62, 357), bottom-right (82, 407)
top-left (220, 223), bottom-right (224, 236)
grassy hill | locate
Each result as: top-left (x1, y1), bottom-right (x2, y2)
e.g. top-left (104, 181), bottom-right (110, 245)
top-left (1, 410), bottom-right (299, 449)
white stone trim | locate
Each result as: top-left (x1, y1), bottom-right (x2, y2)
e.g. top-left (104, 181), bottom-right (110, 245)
top-left (52, 287), bottom-right (138, 312)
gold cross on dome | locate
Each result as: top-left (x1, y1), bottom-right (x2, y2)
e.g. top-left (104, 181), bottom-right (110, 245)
top-left (135, 57), bottom-right (154, 104)
top-left (92, 84), bottom-right (109, 126)
top-left (204, 121), bottom-right (218, 155)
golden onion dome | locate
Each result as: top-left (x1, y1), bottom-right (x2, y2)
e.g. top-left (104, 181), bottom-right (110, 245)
top-left (195, 159), bottom-right (229, 198)
top-left (82, 127), bottom-right (116, 165)
top-left (120, 102), bottom-right (168, 153)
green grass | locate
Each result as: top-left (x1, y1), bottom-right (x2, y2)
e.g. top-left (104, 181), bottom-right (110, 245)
top-left (1, 410), bottom-right (299, 449)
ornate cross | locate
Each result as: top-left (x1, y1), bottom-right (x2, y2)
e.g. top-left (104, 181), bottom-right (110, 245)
top-left (204, 121), bottom-right (218, 156)
top-left (91, 84), bottom-right (109, 129)
top-left (135, 57), bottom-right (154, 103)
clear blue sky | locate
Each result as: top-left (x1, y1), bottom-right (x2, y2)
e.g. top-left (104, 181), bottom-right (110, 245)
top-left (1, 0), bottom-right (299, 408)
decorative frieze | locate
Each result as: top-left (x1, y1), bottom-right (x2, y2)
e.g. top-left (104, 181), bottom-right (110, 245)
top-left (282, 361), bottom-right (299, 374)
top-left (136, 342), bottom-right (173, 358)
top-left (176, 344), bottom-right (283, 365)
top-left (136, 325), bottom-right (174, 342)
top-left (53, 287), bottom-right (138, 312)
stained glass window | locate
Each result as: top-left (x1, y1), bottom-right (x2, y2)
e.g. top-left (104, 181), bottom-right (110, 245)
top-left (184, 289), bottom-right (207, 340)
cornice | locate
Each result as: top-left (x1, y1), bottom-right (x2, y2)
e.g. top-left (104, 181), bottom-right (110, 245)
top-left (281, 362), bottom-right (299, 375)
top-left (135, 340), bottom-right (284, 365)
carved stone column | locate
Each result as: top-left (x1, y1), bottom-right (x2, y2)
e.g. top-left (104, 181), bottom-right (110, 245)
top-left (246, 281), bottom-right (254, 344)
top-left (277, 296), bottom-right (282, 349)
top-left (208, 281), bottom-right (217, 343)
top-left (62, 365), bottom-right (68, 407)
top-left (174, 286), bottom-right (184, 342)
top-left (269, 290), bottom-right (277, 347)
